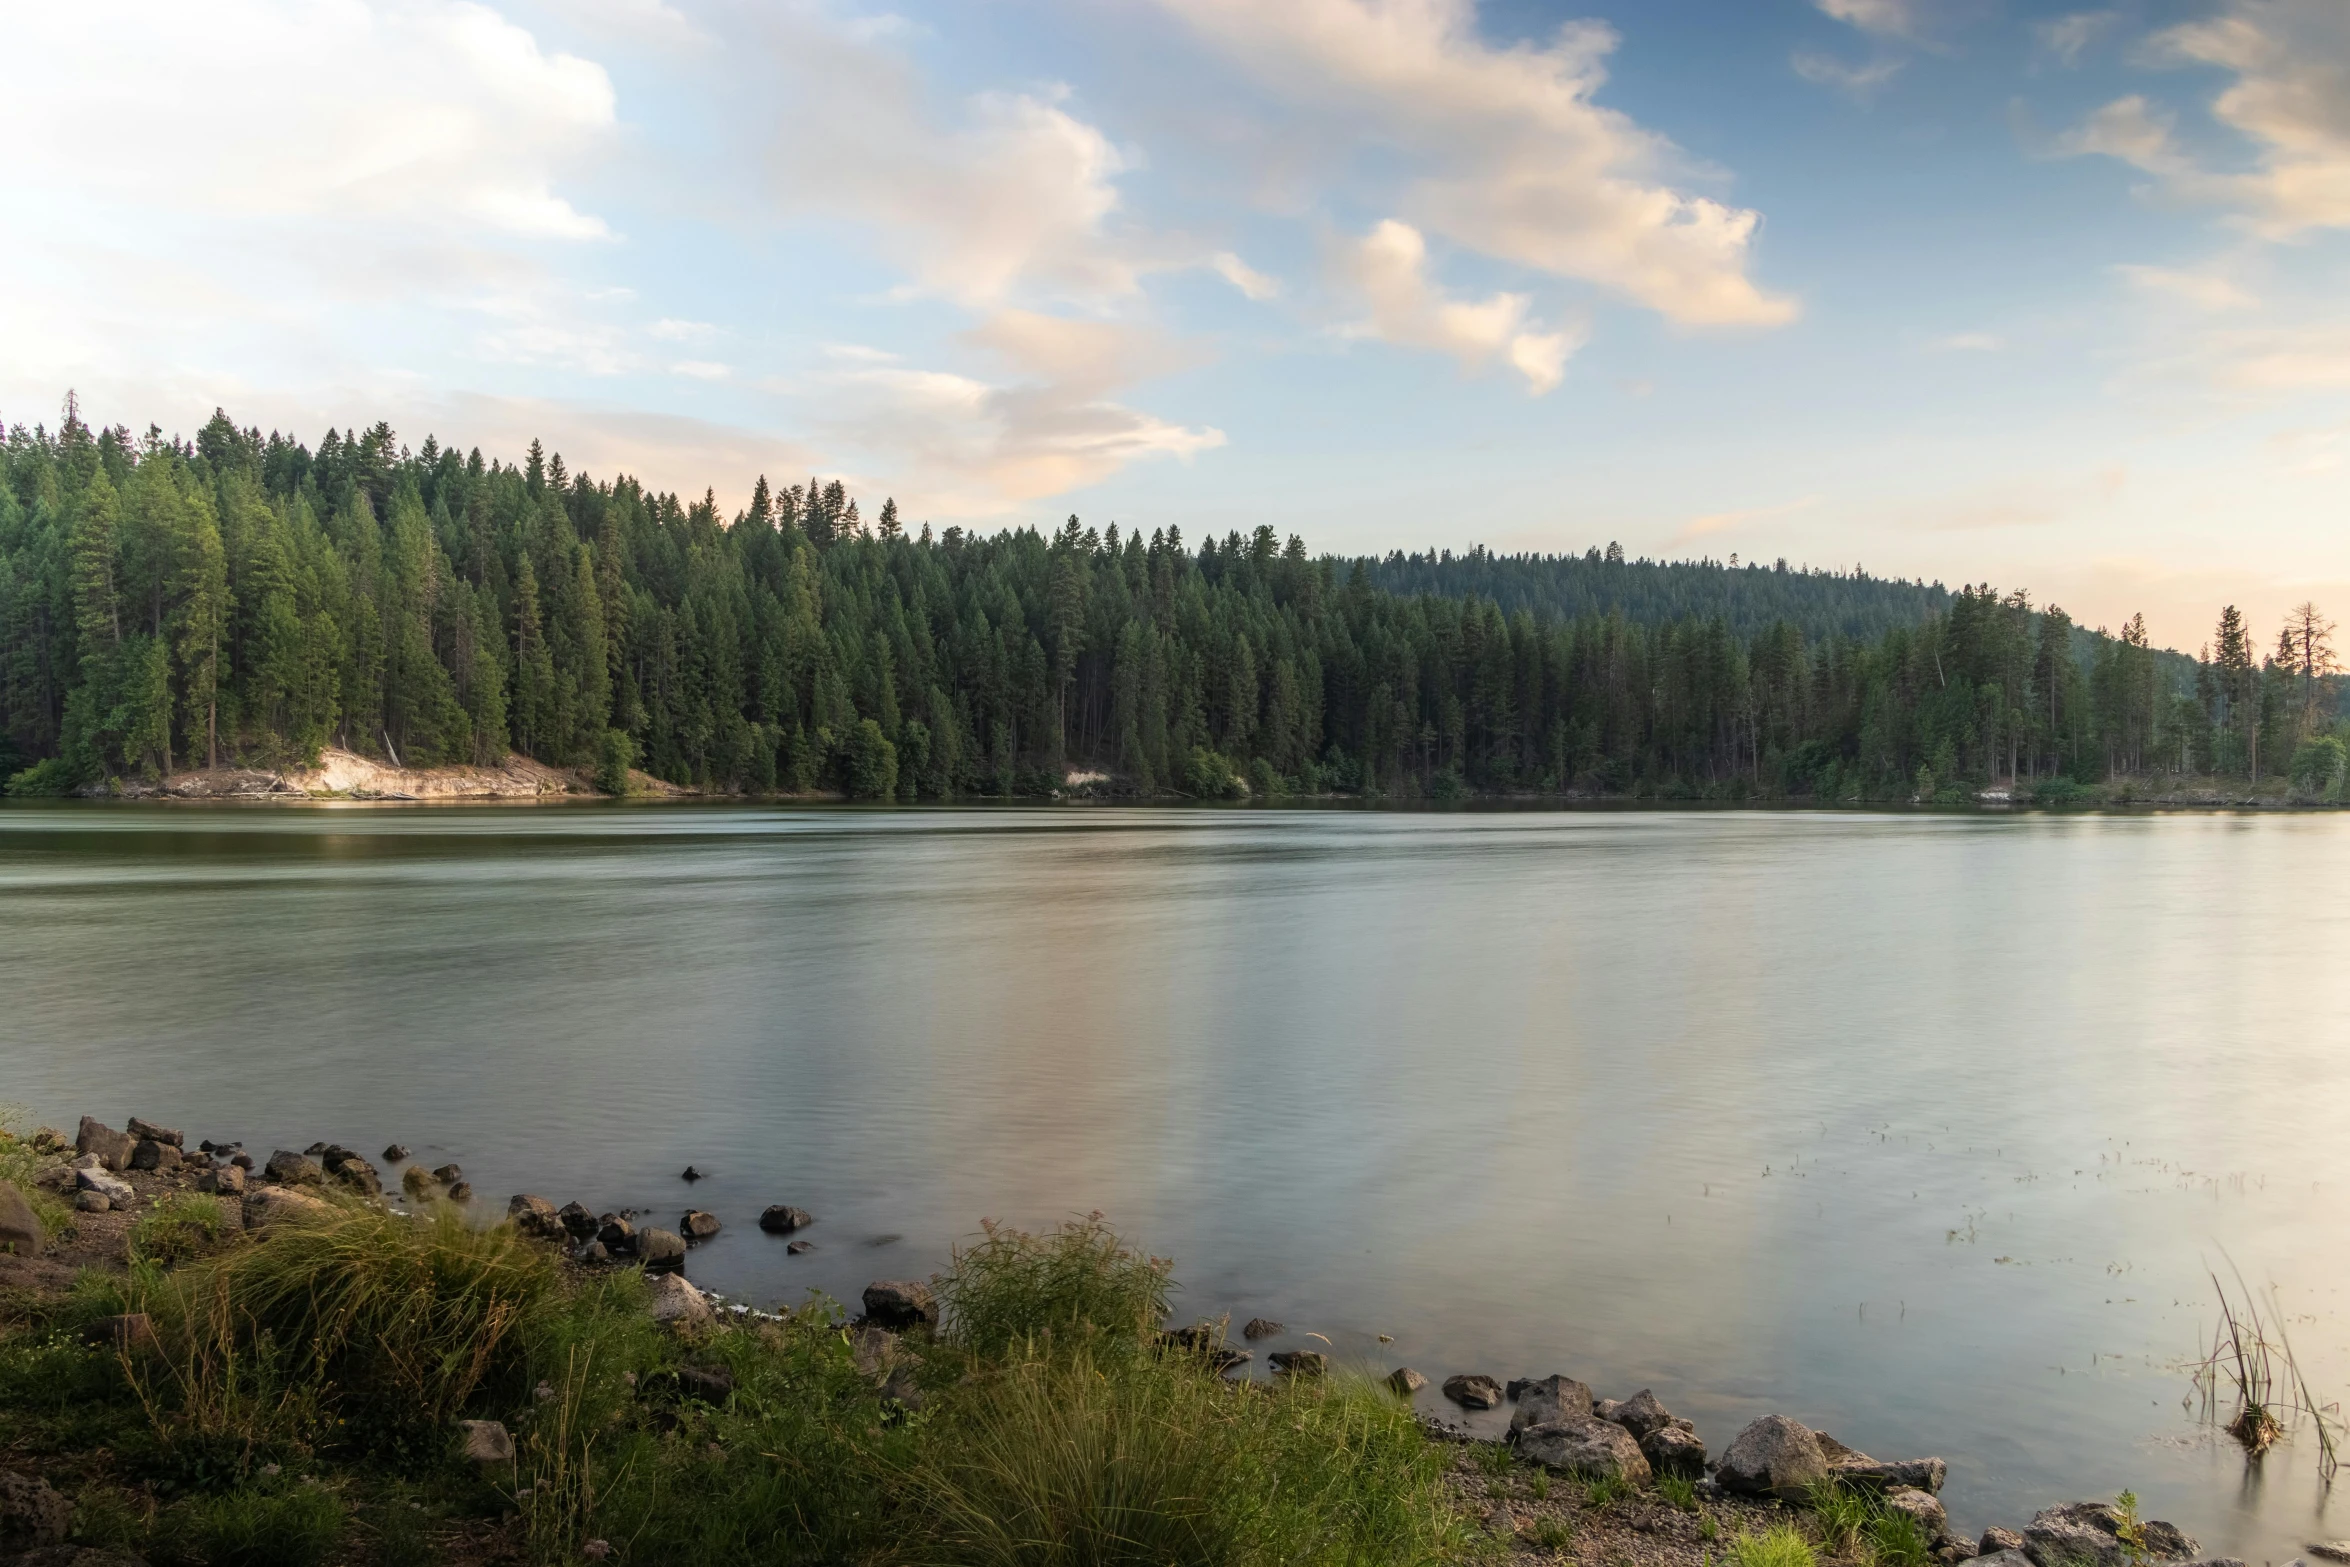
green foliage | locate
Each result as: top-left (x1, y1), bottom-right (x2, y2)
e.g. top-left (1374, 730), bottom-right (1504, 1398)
top-left (897, 1348), bottom-right (1460, 1567)
top-left (2290, 735), bottom-right (2345, 796)
top-left (1657, 1473), bottom-right (1699, 1512)
top-left (1807, 1477), bottom-right (1929, 1567)
top-left (593, 727), bottom-right (636, 795)
top-left (1582, 1471), bottom-right (1633, 1508)
top-left (163, 1481), bottom-right (346, 1567)
top-left (0, 1118), bottom-right (73, 1239)
top-left (1730, 1522), bottom-right (1820, 1567)
top-left (1529, 1517), bottom-right (1575, 1553)
top-left (1184, 747), bottom-right (1244, 800)
top-left (938, 1214), bottom-right (1173, 1360)
top-left (5, 755), bottom-right (81, 795)
top-left (130, 1193), bottom-right (233, 1268)
top-left (845, 717), bottom-right (899, 800)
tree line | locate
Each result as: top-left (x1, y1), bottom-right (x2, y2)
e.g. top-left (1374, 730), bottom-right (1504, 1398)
top-left (0, 401), bottom-right (2341, 802)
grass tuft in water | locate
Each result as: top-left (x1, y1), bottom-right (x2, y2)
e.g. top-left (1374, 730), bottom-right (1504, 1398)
top-left (938, 1212), bottom-right (1173, 1360)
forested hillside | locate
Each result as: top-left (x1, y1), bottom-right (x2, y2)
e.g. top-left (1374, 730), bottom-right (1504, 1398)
top-left (0, 402), bottom-right (2340, 802)
top-left (1346, 546), bottom-right (1949, 643)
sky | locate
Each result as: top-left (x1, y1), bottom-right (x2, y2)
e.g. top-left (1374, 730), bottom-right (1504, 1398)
top-left (3, 0), bottom-right (2346, 652)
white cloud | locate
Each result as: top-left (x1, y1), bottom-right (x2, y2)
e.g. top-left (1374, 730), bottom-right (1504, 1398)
top-left (2036, 10), bottom-right (2120, 67)
top-left (1212, 252), bottom-right (1281, 301)
top-left (1334, 220), bottom-right (1582, 394)
top-left (1815, 0), bottom-right (1930, 39)
top-left (1931, 331), bottom-right (2003, 351)
top-left (651, 318), bottom-right (720, 342)
top-left (1792, 52), bottom-right (1906, 97)
top-left (2064, 1), bottom-right (2350, 235)
top-left (1153, 0), bottom-right (1796, 328)
top-left (1673, 495), bottom-right (1819, 546)
top-left (2114, 264), bottom-right (2257, 310)
top-left (670, 361), bottom-right (731, 380)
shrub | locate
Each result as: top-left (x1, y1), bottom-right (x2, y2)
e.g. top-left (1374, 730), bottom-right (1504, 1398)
top-left (845, 719), bottom-right (899, 801)
top-left (938, 1215), bottom-right (1171, 1360)
top-left (1183, 747), bottom-right (1244, 800)
top-left (130, 1194), bottom-right (233, 1269)
top-left (2290, 736), bottom-right (2345, 797)
top-left (166, 1482), bottom-right (346, 1567)
top-left (4, 756), bottom-right (82, 797)
top-left (1731, 1522), bottom-right (1820, 1567)
top-left (594, 728), bottom-right (636, 795)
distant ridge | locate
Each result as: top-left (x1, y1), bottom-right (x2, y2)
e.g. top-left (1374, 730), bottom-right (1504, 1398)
top-left (1342, 545), bottom-right (1949, 644)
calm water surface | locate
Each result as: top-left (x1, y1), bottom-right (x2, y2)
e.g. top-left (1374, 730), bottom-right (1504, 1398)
top-left (5, 803), bottom-right (2348, 1558)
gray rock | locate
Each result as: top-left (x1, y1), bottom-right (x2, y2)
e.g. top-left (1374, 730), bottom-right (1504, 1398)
top-left (76, 1117), bottom-right (133, 1171)
top-left (1716, 1415), bottom-right (1830, 1501)
top-left (2024, 1502), bottom-right (2194, 1567)
top-left (1444, 1373), bottom-right (1505, 1410)
top-left (1516, 1417), bottom-right (1653, 1484)
top-left (881, 1365), bottom-right (925, 1410)
top-left (1243, 1317), bottom-right (1285, 1339)
top-left (598, 1215), bottom-right (638, 1254)
top-left (1508, 1375), bottom-right (1595, 1441)
top-left (431, 1164), bottom-right (463, 1185)
top-left (1980, 1528), bottom-right (2028, 1556)
top-left (637, 1228), bottom-right (686, 1273)
top-left (680, 1209), bottom-right (721, 1241)
top-left (2308, 1548), bottom-right (2350, 1565)
top-left (572, 1239), bottom-right (609, 1265)
top-left (129, 1139), bottom-right (182, 1174)
top-left (0, 1181), bottom-right (42, 1257)
top-left (243, 1186), bottom-right (335, 1229)
top-left (263, 1150), bottom-right (323, 1186)
top-left (646, 1272), bottom-right (713, 1327)
top-left (786, 1239), bottom-right (814, 1254)
top-left (445, 1181), bottom-right (473, 1202)
top-left (1594, 1397), bottom-right (1623, 1424)
top-left (326, 1153), bottom-right (381, 1196)
top-left (1612, 1388), bottom-right (1675, 1439)
top-left (383, 1144), bottom-right (410, 1162)
top-left (759, 1205), bottom-right (815, 1234)
top-left (76, 1191), bottom-right (111, 1214)
top-left (1389, 1367), bottom-right (1429, 1395)
top-left (230, 1151), bottom-right (253, 1170)
top-left (1887, 1487), bottom-right (1952, 1546)
top-left (1641, 1424), bottom-right (1708, 1479)
top-left (862, 1279), bottom-right (937, 1330)
top-left (126, 1118), bottom-right (181, 1148)
top-left (459, 1419), bottom-right (514, 1464)
top-left (1974, 1552), bottom-right (2036, 1567)
top-left (77, 1167), bottom-right (135, 1205)
top-left (507, 1194), bottom-right (565, 1239)
top-left (559, 1201), bottom-right (599, 1238)
top-left (1158, 1325), bottom-right (1248, 1372)
top-left (0, 1469), bottom-right (73, 1552)
top-left (1269, 1349), bottom-right (1328, 1377)
top-left (401, 1165), bottom-right (436, 1197)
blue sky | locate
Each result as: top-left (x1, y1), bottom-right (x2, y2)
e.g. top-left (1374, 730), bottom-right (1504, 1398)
top-left (5, 0), bottom-right (2346, 649)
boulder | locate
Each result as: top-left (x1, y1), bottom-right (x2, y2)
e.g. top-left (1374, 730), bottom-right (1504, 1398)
top-left (637, 1228), bottom-right (686, 1273)
top-left (1887, 1487), bottom-right (1952, 1546)
top-left (401, 1165), bottom-right (436, 1197)
top-left (862, 1279), bottom-right (937, 1330)
top-left (680, 1165), bottom-right (706, 1181)
top-left (759, 1205), bottom-right (815, 1234)
top-left (508, 1194), bottom-right (565, 1239)
top-left (1516, 1417), bottom-right (1653, 1484)
top-left (0, 1181), bottom-right (42, 1257)
top-left (597, 1215), bottom-right (638, 1254)
top-left (1444, 1373), bottom-right (1505, 1410)
top-left (1388, 1367), bottom-right (1429, 1396)
top-left (229, 1151), bottom-right (253, 1170)
top-left (76, 1191), bottom-right (111, 1214)
top-left (1974, 1552), bottom-right (2037, 1567)
top-left (675, 1366), bottom-right (735, 1404)
top-left (77, 1167), bottom-right (135, 1205)
top-left (1979, 1528), bottom-right (2027, 1556)
top-left (572, 1239), bottom-right (609, 1265)
top-left (646, 1272), bottom-right (713, 1328)
top-left (431, 1164), bottom-right (463, 1185)
top-left (680, 1209), bottom-right (722, 1241)
top-left (1716, 1415), bottom-right (1830, 1501)
top-left (1612, 1388), bottom-right (1675, 1440)
top-left (77, 1117), bottom-right (133, 1171)
top-left (126, 1118), bottom-right (181, 1148)
top-left (263, 1150), bottom-right (323, 1186)
top-left (1594, 1397), bottom-right (1623, 1424)
top-left (2024, 1502), bottom-right (2195, 1567)
top-left (0, 1469), bottom-right (73, 1552)
top-left (1269, 1350), bottom-right (1328, 1377)
top-left (326, 1153), bottom-right (381, 1197)
top-left (1508, 1375), bottom-right (1595, 1441)
top-left (1158, 1326), bottom-right (1248, 1373)
top-left (30, 1128), bottom-right (69, 1155)
top-left (383, 1144), bottom-right (410, 1162)
top-left (1243, 1317), bottom-right (1285, 1340)
top-left (558, 1201), bottom-right (599, 1238)
top-left (446, 1181), bottom-right (473, 1202)
top-left (1642, 1425), bottom-right (1708, 1479)
top-left (242, 1186), bottom-right (334, 1229)
top-left (787, 1240), bottom-right (814, 1255)
top-left (459, 1419), bottom-right (515, 1464)
top-left (129, 1139), bottom-right (182, 1174)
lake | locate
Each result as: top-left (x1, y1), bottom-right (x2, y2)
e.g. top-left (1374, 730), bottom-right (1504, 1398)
top-left (4, 802), bottom-right (2347, 1558)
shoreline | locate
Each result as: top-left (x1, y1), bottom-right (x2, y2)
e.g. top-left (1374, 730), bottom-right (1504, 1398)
top-left (3, 1113), bottom-right (2265, 1567)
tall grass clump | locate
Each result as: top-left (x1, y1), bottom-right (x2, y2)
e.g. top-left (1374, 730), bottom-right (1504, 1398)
top-left (164, 1480), bottom-right (347, 1567)
top-left (1731, 1522), bottom-right (1820, 1567)
top-left (0, 1108), bottom-right (73, 1241)
top-left (131, 1201), bottom-right (558, 1456)
top-left (899, 1346), bottom-right (1461, 1567)
top-left (130, 1193), bottom-right (234, 1268)
top-left (938, 1213), bottom-right (1173, 1359)
top-left (2192, 1261), bottom-right (2338, 1476)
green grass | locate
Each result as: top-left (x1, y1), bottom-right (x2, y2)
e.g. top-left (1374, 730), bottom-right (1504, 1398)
top-left (1731, 1523), bottom-right (1820, 1567)
top-left (163, 1481), bottom-right (346, 1567)
top-left (938, 1213), bottom-right (1172, 1359)
top-left (1805, 1478), bottom-right (1931, 1567)
top-left (1658, 1473), bottom-right (1700, 1512)
top-left (1529, 1518), bottom-right (1574, 1553)
top-left (0, 1113), bottom-right (75, 1241)
top-left (1584, 1471), bottom-right (1634, 1508)
top-left (130, 1193), bottom-right (233, 1268)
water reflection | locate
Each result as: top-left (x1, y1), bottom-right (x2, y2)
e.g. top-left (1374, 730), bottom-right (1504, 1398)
top-left (3, 803), bottom-right (2347, 1557)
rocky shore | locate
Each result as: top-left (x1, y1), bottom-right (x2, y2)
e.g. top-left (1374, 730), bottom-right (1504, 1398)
top-left (0, 1113), bottom-right (2289, 1567)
